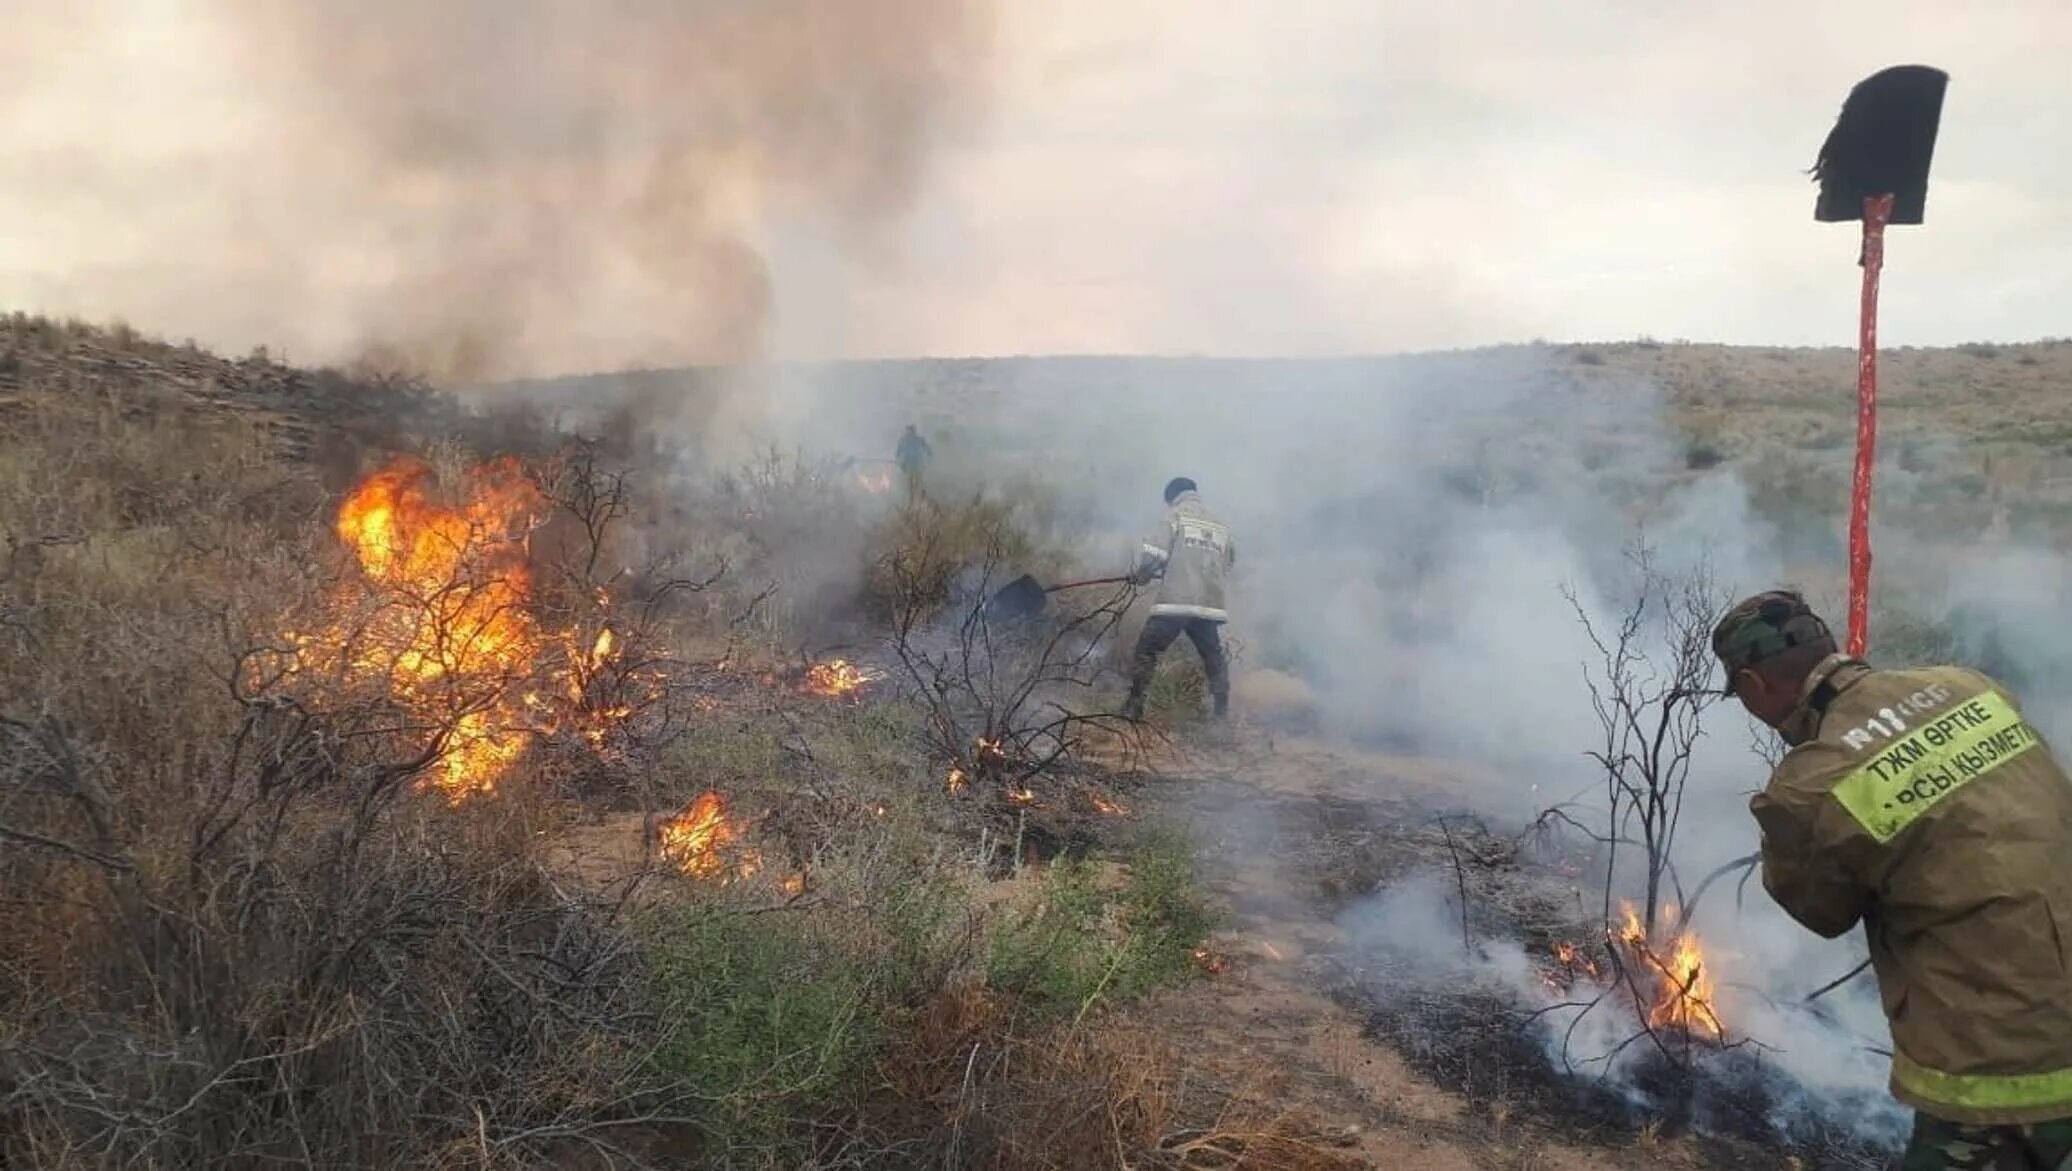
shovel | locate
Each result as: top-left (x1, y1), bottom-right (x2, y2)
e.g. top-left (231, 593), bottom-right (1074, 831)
top-left (1812, 64), bottom-right (1948, 657)
top-left (984, 574), bottom-right (1134, 621)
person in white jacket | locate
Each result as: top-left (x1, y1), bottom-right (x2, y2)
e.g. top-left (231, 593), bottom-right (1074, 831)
top-left (1121, 478), bottom-right (1234, 722)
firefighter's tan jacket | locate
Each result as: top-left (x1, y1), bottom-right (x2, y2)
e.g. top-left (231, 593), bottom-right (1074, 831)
top-left (1133, 491), bottom-right (1234, 623)
top-left (1753, 653), bottom-right (2072, 1124)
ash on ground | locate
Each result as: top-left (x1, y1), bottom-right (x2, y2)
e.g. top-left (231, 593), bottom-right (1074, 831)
top-left (1321, 862), bottom-right (1905, 1170)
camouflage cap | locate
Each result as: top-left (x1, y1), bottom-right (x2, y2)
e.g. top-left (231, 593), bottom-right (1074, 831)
top-left (1711, 590), bottom-right (1835, 686)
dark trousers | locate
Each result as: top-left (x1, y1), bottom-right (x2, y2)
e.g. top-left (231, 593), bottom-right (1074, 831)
top-left (1900, 1112), bottom-right (2072, 1169)
top-left (1124, 615), bottom-right (1228, 719)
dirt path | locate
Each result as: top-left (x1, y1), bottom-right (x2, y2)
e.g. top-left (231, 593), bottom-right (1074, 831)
top-left (1125, 730), bottom-right (1718, 1170)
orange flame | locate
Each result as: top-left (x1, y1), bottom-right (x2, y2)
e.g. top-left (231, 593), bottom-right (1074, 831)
top-left (658, 791), bottom-right (761, 880)
top-left (945, 766), bottom-right (969, 794)
top-left (974, 736), bottom-right (1007, 768)
top-left (287, 455), bottom-right (655, 802)
top-left (803, 659), bottom-right (873, 698)
top-left (1611, 901), bottom-right (1723, 1039)
top-left (854, 468), bottom-right (894, 494)
top-left (323, 456), bottom-right (546, 801)
top-left (1090, 793), bottom-right (1129, 816)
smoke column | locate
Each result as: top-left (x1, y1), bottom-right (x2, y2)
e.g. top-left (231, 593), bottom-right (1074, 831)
top-left (0, 0), bottom-right (995, 381)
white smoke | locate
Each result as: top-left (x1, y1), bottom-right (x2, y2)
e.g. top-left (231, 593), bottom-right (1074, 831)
top-left (488, 340), bottom-right (2052, 1158)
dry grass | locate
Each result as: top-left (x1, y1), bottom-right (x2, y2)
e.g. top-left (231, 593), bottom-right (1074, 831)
top-left (1573, 338), bottom-right (2072, 537)
top-left (0, 317), bottom-right (1238, 1170)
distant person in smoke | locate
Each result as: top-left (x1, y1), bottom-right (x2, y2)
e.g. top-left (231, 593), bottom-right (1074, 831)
top-left (894, 423), bottom-right (932, 491)
top-left (1713, 591), bottom-right (2072, 1170)
top-left (1121, 477), bottom-right (1234, 723)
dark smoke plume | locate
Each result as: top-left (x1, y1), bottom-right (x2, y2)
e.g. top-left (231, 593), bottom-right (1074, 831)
top-left (4, 0), bottom-right (994, 381)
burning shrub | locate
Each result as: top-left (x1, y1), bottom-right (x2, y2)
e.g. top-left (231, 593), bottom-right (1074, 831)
top-left (1611, 901), bottom-right (1723, 1040)
top-left (802, 656), bottom-right (876, 698)
top-left (287, 453), bottom-right (551, 799)
top-left (0, 397), bottom-right (734, 1168)
top-left (272, 449), bottom-right (699, 803)
top-left (883, 513), bottom-right (1145, 819)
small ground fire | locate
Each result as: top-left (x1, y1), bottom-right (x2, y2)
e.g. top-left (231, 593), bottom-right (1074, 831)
top-left (1613, 901), bottom-right (1724, 1040)
top-left (1538, 903), bottom-right (1724, 1041)
top-left (658, 790), bottom-right (761, 881)
top-left (803, 659), bottom-right (874, 698)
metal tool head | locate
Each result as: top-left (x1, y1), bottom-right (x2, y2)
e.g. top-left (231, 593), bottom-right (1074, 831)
top-left (1813, 65), bottom-right (1948, 225)
top-left (983, 574), bottom-right (1048, 622)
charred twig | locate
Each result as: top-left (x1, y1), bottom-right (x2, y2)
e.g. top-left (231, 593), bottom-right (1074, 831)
top-left (1805, 958), bottom-right (1874, 1004)
top-left (1681, 852), bottom-right (1760, 925)
top-left (1434, 817), bottom-right (1475, 954)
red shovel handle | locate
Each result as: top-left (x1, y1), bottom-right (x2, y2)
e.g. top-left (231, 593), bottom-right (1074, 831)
top-left (1847, 194), bottom-right (1893, 659)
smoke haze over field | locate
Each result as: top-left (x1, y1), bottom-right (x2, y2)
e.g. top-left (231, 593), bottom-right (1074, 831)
top-left (0, 0), bottom-right (993, 380)
top-left (679, 347), bottom-right (2072, 1155)
top-left (5, 2), bottom-right (2071, 368)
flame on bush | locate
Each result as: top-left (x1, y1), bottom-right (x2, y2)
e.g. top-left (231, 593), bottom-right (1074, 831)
top-left (287, 455), bottom-right (649, 802)
top-left (310, 456), bottom-right (548, 800)
top-left (1540, 906), bottom-right (1723, 1040)
top-left (658, 790), bottom-right (761, 881)
top-left (974, 736), bottom-right (1007, 770)
top-left (1612, 902), bottom-right (1723, 1039)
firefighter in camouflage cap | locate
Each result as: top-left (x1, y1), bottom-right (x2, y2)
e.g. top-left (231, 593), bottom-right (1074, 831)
top-left (1715, 590), bottom-right (2072, 1170)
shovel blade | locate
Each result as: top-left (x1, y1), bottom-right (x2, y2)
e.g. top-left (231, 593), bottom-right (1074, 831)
top-left (1814, 64), bottom-right (1948, 225)
top-left (984, 574), bottom-right (1048, 621)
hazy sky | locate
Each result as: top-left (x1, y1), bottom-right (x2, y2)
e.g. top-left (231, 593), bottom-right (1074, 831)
top-left (2, 1), bottom-right (2066, 369)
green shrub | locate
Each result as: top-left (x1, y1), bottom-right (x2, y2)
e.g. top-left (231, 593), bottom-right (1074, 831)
top-left (1116, 831), bottom-right (1219, 994)
top-left (639, 870), bottom-right (965, 1148)
top-left (986, 833), bottom-right (1215, 1020)
top-left (665, 722), bottom-right (783, 783)
top-left (825, 701), bottom-right (922, 784)
top-left (644, 905), bottom-right (878, 1140)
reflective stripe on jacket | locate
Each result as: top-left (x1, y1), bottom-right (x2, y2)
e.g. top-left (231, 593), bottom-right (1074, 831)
top-left (1754, 654), bottom-right (2072, 1125)
top-left (1135, 491), bottom-right (1234, 623)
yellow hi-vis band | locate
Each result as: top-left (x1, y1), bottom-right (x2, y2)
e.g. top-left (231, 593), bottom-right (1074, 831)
top-left (1895, 1050), bottom-right (2072, 1113)
top-left (1830, 691), bottom-right (2039, 843)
